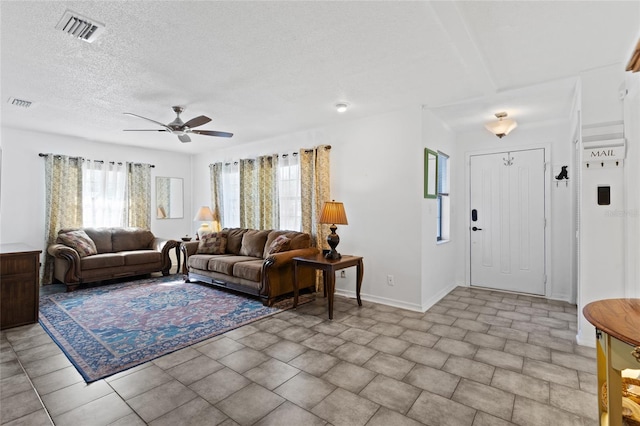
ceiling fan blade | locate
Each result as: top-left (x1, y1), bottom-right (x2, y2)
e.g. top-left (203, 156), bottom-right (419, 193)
top-left (178, 133), bottom-right (191, 143)
top-left (191, 130), bottom-right (234, 138)
top-left (183, 115), bottom-right (211, 129)
top-left (123, 129), bottom-right (170, 132)
top-left (123, 112), bottom-right (170, 130)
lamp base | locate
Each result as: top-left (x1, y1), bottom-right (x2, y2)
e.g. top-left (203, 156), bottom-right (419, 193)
top-left (325, 224), bottom-right (341, 259)
top-left (197, 223), bottom-right (211, 239)
top-left (325, 250), bottom-right (342, 260)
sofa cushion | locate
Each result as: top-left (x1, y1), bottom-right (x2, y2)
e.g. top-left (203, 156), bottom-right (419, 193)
top-left (197, 232), bottom-right (227, 254)
top-left (208, 256), bottom-right (260, 275)
top-left (82, 228), bottom-right (114, 253)
top-left (223, 228), bottom-right (248, 255)
top-left (188, 254), bottom-right (231, 271)
top-left (57, 230), bottom-right (97, 258)
top-left (266, 235), bottom-right (291, 256)
top-left (239, 229), bottom-right (271, 258)
top-left (120, 250), bottom-right (162, 266)
top-left (263, 230), bottom-right (311, 257)
top-left (81, 253), bottom-right (125, 270)
top-left (112, 228), bottom-right (155, 252)
top-left (233, 260), bottom-right (264, 282)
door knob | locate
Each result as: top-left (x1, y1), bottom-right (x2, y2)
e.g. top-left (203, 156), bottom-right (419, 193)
top-left (472, 226), bottom-right (483, 231)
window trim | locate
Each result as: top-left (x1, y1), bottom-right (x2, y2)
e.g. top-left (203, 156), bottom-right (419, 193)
top-left (436, 151), bottom-right (450, 242)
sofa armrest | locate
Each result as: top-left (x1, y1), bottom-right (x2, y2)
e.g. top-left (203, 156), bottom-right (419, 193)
top-left (153, 238), bottom-right (180, 273)
top-left (152, 237), bottom-right (179, 253)
top-left (180, 241), bottom-right (200, 274)
top-left (47, 243), bottom-right (82, 282)
top-left (264, 247), bottom-right (320, 269)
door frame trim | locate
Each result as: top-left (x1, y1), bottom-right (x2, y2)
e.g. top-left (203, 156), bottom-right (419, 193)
top-left (464, 143), bottom-right (552, 297)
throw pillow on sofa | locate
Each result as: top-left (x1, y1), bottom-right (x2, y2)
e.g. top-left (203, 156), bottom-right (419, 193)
top-left (197, 232), bottom-right (227, 254)
top-left (58, 230), bottom-right (97, 258)
top-left (267, 235), bottom-right (291, 255)
top-left (239, 229), bottom-right (271, 258)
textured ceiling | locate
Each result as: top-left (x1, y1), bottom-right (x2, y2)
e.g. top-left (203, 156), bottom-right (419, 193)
top-left (1, 1), bottom-right (638, 154)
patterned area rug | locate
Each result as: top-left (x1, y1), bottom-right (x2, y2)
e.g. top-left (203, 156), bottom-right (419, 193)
top-left (39, 275), bottom-right (309, 382)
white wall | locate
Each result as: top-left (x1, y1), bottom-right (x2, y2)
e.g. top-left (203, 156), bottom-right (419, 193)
top-left (420, 109), bottom-right (460, 308)
top-left (453, 118), bottom-right (574, 302)
top-left (0, 127), bottom-right (193, 267)
top-left (577, 64), bottom-right (635, 346)
top-left (191, 106), bottom-right (433, 310)
top-left (623, 71), bottom-right (640, 299)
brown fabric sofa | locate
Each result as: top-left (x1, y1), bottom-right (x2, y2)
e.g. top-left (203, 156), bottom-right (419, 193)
top-left (48, 227), bottom-right (179, 291)
top-left (182, 228), bottom-right (319, 305)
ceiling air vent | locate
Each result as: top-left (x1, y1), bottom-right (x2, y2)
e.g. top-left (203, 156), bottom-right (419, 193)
top-left (55, 10), bottom-right (105, 43)
top-left (7, 97), bottom-right (32, 108)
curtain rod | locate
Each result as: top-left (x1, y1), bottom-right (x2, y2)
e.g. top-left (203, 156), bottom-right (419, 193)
top-left (38, 153), bottom-right (155, 168)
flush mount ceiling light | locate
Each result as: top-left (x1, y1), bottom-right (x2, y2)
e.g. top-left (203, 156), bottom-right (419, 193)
top-left (485, 112), bottom-right (518, 138)
top-left (335, 103), bottom-right (349, 113)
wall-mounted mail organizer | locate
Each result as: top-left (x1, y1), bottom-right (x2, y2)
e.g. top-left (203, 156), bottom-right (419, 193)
top-left (583, 138), bottom-right (626, 170)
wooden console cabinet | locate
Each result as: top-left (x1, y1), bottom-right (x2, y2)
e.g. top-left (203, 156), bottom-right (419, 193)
top-left (583, 299), bottom-right (640, 426)
top-left (1, 243), bottom-right (41, 329)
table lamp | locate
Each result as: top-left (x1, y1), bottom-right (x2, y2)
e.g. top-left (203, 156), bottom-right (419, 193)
top-left (194, 206), bottom-right (214, 239)
top-left (319, 200), bottom-right (348, 259)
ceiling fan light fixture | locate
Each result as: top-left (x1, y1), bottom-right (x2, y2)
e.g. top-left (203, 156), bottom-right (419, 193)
top-left (336, 103), bottom-right (349, 113)
top-left (485, 112), bottom-right (518, 138)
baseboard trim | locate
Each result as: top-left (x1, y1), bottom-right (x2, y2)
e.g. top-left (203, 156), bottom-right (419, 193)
top-left (333, 289), bottom-right (424, 312)
top-left (335, 281), bottom-right (462, 313)
top-left (576, 332), bottom-right (596, 348)
top-left (421, 282), bottom-right (460, 312)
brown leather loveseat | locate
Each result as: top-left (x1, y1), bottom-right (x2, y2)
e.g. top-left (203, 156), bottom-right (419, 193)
top-left (182, 228), bottom-right (319, 305)
top-left (48, 227), bottom-right (179, 291)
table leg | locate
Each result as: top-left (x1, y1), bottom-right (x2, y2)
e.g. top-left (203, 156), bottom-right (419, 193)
top-left (175, 245), bottom-right (182, 274)
top-left (293, 262), bottom-right (299, 308)
top-left (326, 269), bottom-right (335, 320)
top-left (356, 259), bottom-right (364, 306)
top-left (323, 272), bottom-right (327, 298)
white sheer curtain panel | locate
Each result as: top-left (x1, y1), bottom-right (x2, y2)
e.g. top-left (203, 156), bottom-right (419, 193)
top-left (221, 161), bottom-right (240, 228)
top-left (278, 152), bottom-right (302, 231)
top-left (82, 160), bottom-right (127, 227)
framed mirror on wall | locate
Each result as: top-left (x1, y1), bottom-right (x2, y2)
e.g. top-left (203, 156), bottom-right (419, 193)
top-left (156, 177), bottom-right (184, 219)
top-left (424, 148), bottom-right (438, 199)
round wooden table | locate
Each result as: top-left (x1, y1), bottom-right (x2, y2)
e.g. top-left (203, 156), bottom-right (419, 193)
top-left (583, 299), bottom-right (640, 426)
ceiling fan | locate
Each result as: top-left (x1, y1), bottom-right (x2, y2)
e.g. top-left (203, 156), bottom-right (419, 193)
top-left (123, 106), bottom-right (233, 143)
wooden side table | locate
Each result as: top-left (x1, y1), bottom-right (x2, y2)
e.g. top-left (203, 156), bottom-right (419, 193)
top-left (1, 243), bottom-right (42, 329)
top-left (293, 254), bottom-right (364, 319)
top-left (583, 299), bottom-right (640, 425)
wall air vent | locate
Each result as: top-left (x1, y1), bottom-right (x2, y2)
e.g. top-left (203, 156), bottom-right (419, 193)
top-left (55, 10), bottom-right (105, 43)
top-left (7, 97), bottom-right (32, 108)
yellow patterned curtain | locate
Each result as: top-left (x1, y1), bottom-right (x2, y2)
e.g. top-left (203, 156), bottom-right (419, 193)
top-left (42, 154), bottom-right (83, 284)
top-left (239, 156), bottom-right (279, 229)
top-left (127, 163), bottom-right (152, 229)
top-left (209, 163), bottom-right (223, 231)
top-left (258, 155), bottom-right (279, 229)
top-left (300, 145), bottom-right (331, 290)
top-left (239, 159), bottom-right (256, 228)
top-left (300, 145), bottom-right (331, 247)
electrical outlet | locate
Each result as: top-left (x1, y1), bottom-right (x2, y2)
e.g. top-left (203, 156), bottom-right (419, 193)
top-left (387, 275), bottom-right (395, 286)
top-left (340, 271), bottom-right (346, 278)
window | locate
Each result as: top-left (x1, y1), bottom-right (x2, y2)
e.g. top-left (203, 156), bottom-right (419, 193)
top-left (216, 153), bottom-right (304, 231)
top-left (221, 162), bottom-right (240, 228)
top-left (437, 151), bottom-right (450, 242)
top-left (82, 160), bottom-right (127, 227)
top-left (278, 153), bottom-right (302, 231)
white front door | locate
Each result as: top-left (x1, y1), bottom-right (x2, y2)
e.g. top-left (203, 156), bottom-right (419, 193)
top-left (469, 149), bottom-right (546, 295)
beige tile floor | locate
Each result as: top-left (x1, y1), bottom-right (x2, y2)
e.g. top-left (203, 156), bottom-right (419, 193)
top-left (1, 283), bottom-right (599, 426)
